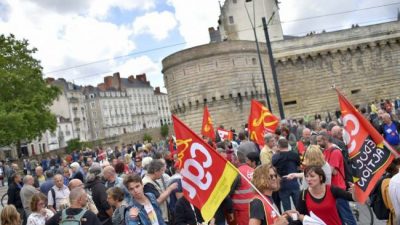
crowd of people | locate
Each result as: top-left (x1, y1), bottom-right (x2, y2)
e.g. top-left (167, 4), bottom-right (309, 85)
top-left (1, 98), bottom-right (400, 225)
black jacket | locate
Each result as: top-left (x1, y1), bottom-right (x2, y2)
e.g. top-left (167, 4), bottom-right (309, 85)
top-left (7, 181), bottom-right (23, 208)
top-left (86, 178), bottom-right (111, 223)
top-left (174, 197), bottom-right (204, 225)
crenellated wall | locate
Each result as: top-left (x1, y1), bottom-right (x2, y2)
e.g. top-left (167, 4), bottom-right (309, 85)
top-left (162, 21), bottom-right (400, 133)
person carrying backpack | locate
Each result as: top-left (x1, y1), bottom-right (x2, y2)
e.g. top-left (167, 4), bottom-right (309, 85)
top-left (45, 188), bottom-right (101, 225)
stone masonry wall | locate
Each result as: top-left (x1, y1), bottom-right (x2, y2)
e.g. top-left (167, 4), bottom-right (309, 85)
top-left (162, 21), bottom-right (400, 133)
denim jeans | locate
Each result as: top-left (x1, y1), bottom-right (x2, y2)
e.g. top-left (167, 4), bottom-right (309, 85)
top-left (336, 198), bottom-right (357, 225)
top-left (278, 188), bottom-right (299, 211)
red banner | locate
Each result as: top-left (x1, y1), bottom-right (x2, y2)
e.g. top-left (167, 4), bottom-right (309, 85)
top-left (217, 128), bottom-right (233, 141)
top-left (173, 115), bottom-right (238, 221)
top-left (337, 90), bottom-right (397, 203)
top-left (201, 106), bottom-right (216, 141)
top-left (248, 100), bottom-right (279, 146)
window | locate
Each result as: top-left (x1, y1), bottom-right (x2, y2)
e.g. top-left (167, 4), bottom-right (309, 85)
top-left (229, 16), bottom-right (234, 24)
top-left (252, 58), bottom-right (257, 65)
top-left (233, 0), bottom-right (237, 3)
top-left (284, 100), bottom-right (297, 106)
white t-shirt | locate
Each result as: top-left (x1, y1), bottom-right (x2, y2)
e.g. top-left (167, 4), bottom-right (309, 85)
top-left (389, 172), bottom-right (400, 225)
top-left (144, 203), bottom-right (159, 225)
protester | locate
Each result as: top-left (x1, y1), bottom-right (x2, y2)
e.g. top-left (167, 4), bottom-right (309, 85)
top-left (285, 145), bottom-right (332, 189)
top-left (142, 159), bottom-right (178, 224)
top-left (39, 171), bottom-right (54, 196)
top-left (232, 151), bottom-right (255, 225)
top-left (86, 163), bottom-right (113, 225)
top-left (70, 162), bottom-right (84, 183)
top-left (27, 193), bottom-right (54, 225)
top-left (7, 173), bottom-right (24, 221)
top-left (174, 197), bottom-right (204, 225)
top-left (106, 187), bottom-right (127, 225)
top-left (1, 205), bottom-right (21, 225)
top-left (103, 166), bottom-right (123, 190)
top-left (47, 174), bottom-right (70, 213)
top-left (21, 175), bottom-right (39, 218)
top-left (68, 179), bottom-right (98, 214)
top-left (389, 160), bottom-right (400, 225)
top-left (33, 166), bottom-right (45, 188)
top-left (249, 164), bottom-right (292, 225)
top-left (123, 174), bottom-right (165, 225)
top-left (272, 138), bottom-right (300, 211)
top-left (293, 166), bottom-right (356, 225)
top-left (317, 131), bottom-right (357, 225)
top-left (45, 188), bottom-right (101, 225)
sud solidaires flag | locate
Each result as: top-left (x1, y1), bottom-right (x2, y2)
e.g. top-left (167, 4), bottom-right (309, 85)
top-left (248, 99), bottom-right (279, 146)
top-left (173, 115), bottom-right (238, 221)
top-left (337, 90), bottom-right (399, 203)
top-left (201, 106), bottom-right (216, 141)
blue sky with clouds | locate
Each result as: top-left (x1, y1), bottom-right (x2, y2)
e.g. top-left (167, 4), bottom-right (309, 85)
top-left (0, 0), bottom-right (398, 92)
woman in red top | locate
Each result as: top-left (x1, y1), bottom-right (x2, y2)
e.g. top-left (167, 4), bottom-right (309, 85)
top-left (294, 166), bottom-right (356, 225)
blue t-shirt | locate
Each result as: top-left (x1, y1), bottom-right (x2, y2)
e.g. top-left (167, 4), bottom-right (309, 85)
top-left (384, 123), bottom-right (400, 145)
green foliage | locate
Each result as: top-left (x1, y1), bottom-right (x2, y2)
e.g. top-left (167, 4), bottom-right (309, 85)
top-left (0, 34), bottom-right (60, 147)
top-left (66, 138), bottom-right (81, 154)
top-left (143, 133), bottom-right (152, 143)
top-left (160, 124), bottom-right (169, 139)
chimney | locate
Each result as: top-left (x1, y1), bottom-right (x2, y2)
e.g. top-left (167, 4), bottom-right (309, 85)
top-left (104, 76), bottom-right (113, 89)
top-left (45, 77), bottom-right (55, 84)
top-left (128, 75), bottom-right (135, 82)
top-left (154, 87), bottom-right (161, 94)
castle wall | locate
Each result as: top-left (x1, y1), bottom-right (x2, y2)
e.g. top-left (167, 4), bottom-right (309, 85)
top-left (162, 21), bottom-right (400, 132)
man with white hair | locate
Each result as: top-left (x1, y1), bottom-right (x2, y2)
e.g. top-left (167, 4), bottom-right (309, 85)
top-left (70, 162), bottom-right (84, 183)
top-left (45, 188), bottom-right (101, 225)
top-left (48, 174), bottom-right (70, 213)
top-left (20, 175), bottom-right (39, 217)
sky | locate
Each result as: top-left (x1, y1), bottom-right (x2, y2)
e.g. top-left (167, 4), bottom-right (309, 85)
top-left (0, 0), bottom-right (399, 92)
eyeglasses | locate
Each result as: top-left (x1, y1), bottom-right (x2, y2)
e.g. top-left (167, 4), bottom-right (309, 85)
top-left (269, 174), bottom-right (278, 180)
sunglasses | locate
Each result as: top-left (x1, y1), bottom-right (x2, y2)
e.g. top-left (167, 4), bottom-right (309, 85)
top-left (269, 174), bottom-right (278, 180)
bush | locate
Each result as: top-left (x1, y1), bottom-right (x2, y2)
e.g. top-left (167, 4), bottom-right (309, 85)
top-left (143, 133), bottom-right (152, 143)
top-left (160, 125), bottom-right (169, 139)
top-left (66, 138), bottom-right (81, 154)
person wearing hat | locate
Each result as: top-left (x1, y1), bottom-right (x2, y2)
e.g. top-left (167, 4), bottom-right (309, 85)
top-left (86, 163), bottom-right (113, 225)
top-left (70, 162), bottom-right (84, 183)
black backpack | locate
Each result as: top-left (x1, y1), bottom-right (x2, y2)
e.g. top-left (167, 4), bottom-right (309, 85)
top-left (369, 176), bottom-right (390, 220)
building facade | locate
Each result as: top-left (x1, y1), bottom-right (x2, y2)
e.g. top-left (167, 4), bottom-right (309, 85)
top-left (154, 87), bottom-right (172, 125)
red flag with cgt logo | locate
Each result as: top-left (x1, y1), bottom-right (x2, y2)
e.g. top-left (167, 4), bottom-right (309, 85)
top-left (173, 115), bottom-right (238, 222)
top-left (337, 90), bottom-right (399, 203)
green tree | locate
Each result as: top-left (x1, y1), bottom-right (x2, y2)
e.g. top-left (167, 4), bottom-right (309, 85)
top-left (66, 138), bottom-right (82, 154)
top-left (143, 133), bottom-right (152, 143)
top-left (0, 34), bottom-right (60, 149)
top-left (160, 124), bottom-right (169, 139)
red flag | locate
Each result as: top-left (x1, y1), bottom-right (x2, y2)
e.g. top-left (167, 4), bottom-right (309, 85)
top-left (217, 128), bottom-right (233, 141)
top-left (337, 90), bottom-right (399, 203)
top-left (173, 115), bottom-right (238, 221)
top-left (201, 106), bottom-right (216, 141)
top-left (248, 100), bottom-right (279, 146)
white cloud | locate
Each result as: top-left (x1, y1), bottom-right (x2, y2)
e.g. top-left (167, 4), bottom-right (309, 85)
top-left (0, 0), bottom-right (136, 77)
top-left (167, 0), bottom-right (221, 47)
top-left (88, 0), bottom-right (156, 18)
top-left (133, 11), bottom-right (177, 41)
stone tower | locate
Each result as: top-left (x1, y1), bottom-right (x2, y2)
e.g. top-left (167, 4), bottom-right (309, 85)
top-left (215, 0), bottom-right (283, 42)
